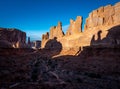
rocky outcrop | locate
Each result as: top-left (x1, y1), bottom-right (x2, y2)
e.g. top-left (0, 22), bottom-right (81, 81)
top-left (63, 2), bottom-right (120, 48)
top-left (41, 22), bottom-right (64, 48)
top-left (49, 22), bottom-right (64, 39)
top-left (0, 40), bottom-right (13, 48)
top-left (34, 40), bottom-right (41, 49)
top-left (27, 37), bottom-right (31, 48)
top-left (41, 2), bottom-right (120, 50)
top-left (41, 32), bottom-right (49, 48)
top-left (0, 28), bottom-right (26, 48)
top-left (83, 2), bottom-right (120, 46)
top-left (41, 18), bottom-right (83, 49)
top-left (113, 2), bottom-right (120, 24)
top-left (84, 2), bottom-right (120, 30)
top-left (66, 16), bottom-right (82, 36)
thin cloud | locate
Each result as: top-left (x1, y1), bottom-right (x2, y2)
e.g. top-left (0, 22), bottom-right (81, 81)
top-left (26, 31), bottom-right (42, 41)
top-left (62, 24), bottom-right (69, 33)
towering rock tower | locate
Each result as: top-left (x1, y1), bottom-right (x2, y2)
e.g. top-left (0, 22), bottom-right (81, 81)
top-left (66, 16), bottom-right (82, 36)
top-left (27, 37), bottom-right (31, 48)
top-left (41, 32), bottom-right (49, 48)
top-left (49, 22), bottom-right (64, 39)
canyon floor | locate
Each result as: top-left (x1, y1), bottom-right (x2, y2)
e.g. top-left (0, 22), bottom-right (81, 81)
top-left (0, 45), bottom-right (120, 89)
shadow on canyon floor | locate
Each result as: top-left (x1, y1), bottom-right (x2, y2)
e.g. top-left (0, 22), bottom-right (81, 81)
top-left (47, 25), bottom-right (120, 89)
top-left (53, 25), bottom-right (120, 71)
top-left (43, 37), bottom-right (62, 57)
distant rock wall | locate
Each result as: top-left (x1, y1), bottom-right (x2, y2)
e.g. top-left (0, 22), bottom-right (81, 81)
top-left (41, 2), bottom-right (120, 50)
top-left (0, 28), bottom-right (26, 48)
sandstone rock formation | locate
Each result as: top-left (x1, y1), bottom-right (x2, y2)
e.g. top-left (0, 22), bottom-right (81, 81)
top-left (49, 22), bottom-right (64, 39)
top-left (34, 40), bottom-right (41, 49)
top-left (0, 40), bottom-right (13, 48)
top-left (41, 2), bottom-right (120, 50)
top-left (41, 22), bottom-right (64, 49)
top-left (83, 2), bottom-right (120, 46)
top-left (84, 2), bottom-right (120, 30)
top-left (41, 32), bottom-right (49, 48)
top-left (27, 37), bottom-right (31, 48)
top-left (66, 16), bottom-right (82, 36)
top-left (0, 28), bottom-right (26, 48)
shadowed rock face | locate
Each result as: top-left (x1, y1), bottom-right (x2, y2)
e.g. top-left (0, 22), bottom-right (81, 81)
top-left (91, 25), bottom-right (120, 46)
top-left (0, 40), bottom-right (13, 48)
top-left (0, 28), bottom-right (26, 48)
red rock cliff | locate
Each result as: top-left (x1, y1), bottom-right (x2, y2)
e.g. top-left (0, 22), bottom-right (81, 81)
top-left (0, 28), bottom-right (26, 48)
top-left (41, 2), bottom-right (120, 50)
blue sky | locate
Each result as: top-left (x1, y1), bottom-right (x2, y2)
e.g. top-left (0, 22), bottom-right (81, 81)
top-left (0, 0), bottom-right (119, 41)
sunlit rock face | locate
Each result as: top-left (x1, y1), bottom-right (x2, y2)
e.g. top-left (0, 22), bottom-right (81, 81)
top-left (41, 22), bottom-right (64, 49)
top-left (49, 22), bottom-right (64, 39)
top-left (83, 2), bottom-right (120, 46)
top-left (84, 4), bottom-right (117, 29)
top-left (41, 17), bottom-right (83, 49)
top-left (63, 2), bottom-right (120, 48)
top-left (41, 32), bottom-right (49, 48)
top-left (66, 16), bottom-right (82, 36)
top-left (41, 2), bottom-right (120, 50)
top-left (0, 28), bottom-right (26, 48)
